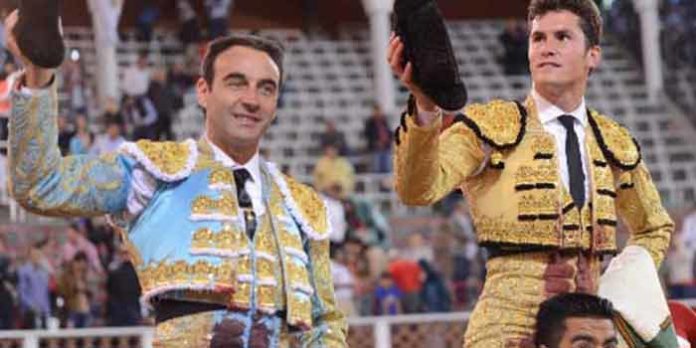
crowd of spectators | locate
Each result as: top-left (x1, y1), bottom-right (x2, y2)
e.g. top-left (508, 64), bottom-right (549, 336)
top-left (3, 199), bottom-right (687, 328)
top-left (0, 165), bottom-right (488, 329)
top-left (325, 214), bottom-right (487, 318)
top-left (0, 3), bottom-right (201, 329)
top-left (138, 0), bottom-right (234, 45)
top-left (0, 48), bottom-right (195, 163)
top-left (312, 111), bottom-right (488, 317)
top-left (0, 221), bottom-right (142, 329)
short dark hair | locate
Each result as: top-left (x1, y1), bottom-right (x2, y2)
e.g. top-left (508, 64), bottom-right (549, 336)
top-left (105, 115), bottom-right (124, 127)
top-left (73, 251), bottom-right (88, 263)
top-left (535, 293), bottom-right (615, 348)
top-left (528, 0), bottom-right (603, 48)
top-left (201, 34), bottom-right (285, 88)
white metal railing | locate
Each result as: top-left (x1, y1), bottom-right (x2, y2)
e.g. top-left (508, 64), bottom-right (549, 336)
top-left (348, 311), bottom-right (470, 348)
top-left (2, 302), bottom-right (696, 347)
top-left (0, 327), bottom-right (155, 348)
top-left (0, 312), bottom-right (470, 348)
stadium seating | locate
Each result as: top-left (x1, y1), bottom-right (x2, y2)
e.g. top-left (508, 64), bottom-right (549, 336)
top-left (5, 21), bottom-right (694, 221)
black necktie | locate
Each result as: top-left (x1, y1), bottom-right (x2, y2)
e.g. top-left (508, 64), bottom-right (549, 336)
top-left (233, 168), bottom-right (257, 240)
top-left (558, 115), bottom-right (585, 208)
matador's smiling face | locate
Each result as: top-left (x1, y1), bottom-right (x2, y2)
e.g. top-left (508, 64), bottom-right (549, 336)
top-left (198, 45), bottom-right (280, 152)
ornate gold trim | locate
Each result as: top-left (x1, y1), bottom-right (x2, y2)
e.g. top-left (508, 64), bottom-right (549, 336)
top-left (588, 111), bottom-right (641, 170)
top-left (190, 192), bottom-right (238, 220)
top-left (460, 99), bottom-right (525, 149)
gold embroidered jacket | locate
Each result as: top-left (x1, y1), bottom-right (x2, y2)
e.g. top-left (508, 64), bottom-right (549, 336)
top-left (394, 97), bottom-right (673, 265)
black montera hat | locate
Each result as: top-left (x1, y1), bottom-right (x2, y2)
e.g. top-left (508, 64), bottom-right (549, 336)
top-left (13, 0), bottom-right (65, 69)
top-left (393, 0), bottom-right (467, 111)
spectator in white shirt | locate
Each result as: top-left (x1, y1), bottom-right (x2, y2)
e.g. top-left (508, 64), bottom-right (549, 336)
top-left (331, 248), bottom-right (356, 317)
top-left (121, 53), bottom-right (150, 97)
top-left (322, 184), bottom-right (348, 245)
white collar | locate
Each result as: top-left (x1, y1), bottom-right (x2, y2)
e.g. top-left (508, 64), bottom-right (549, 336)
top-left (531, 87), bottom-right (587, 126)
top-left (205, 136), bottom-right (262, 184)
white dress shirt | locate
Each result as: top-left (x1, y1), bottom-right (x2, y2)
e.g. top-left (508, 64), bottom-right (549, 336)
top-left (331, 260), bottom-right (355, 301)
top-left (207, 137), bottom-right (266, 217)
top-left (531, 88), bottom-right (590, 200)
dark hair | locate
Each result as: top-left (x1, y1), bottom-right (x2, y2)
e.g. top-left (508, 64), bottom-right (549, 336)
top-left (33, 239), bottom-right (48, 250)
top-left (535, 293), bottom-right (615, 348)
top-left (73, 251), bottom-right (88, 263)
top-left (105, 115), bottom-right (124, 127)
top-left (201, 34), bottom-right (285, 89)
top-left (528, 0), bottom-right (602, 48)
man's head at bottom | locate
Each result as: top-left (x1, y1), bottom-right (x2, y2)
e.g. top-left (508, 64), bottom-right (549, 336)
top-left (535, 293), bottom-right (618, 348)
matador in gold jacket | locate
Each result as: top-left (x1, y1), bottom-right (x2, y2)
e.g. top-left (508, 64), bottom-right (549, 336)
top-left (4, 11), bottom-right (347, 347)
top-left (388, 0), bottom-right (673, 346)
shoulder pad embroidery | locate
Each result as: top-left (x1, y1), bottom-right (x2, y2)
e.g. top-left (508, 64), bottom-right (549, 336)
top-left (119, 139), bottom-right (198, 182)
top-left (460, 99), bottom-right (526, 149)
top-left (588, 110), bottom-right (641, 170)
top-left (266, 163), bottom-right (330, 241)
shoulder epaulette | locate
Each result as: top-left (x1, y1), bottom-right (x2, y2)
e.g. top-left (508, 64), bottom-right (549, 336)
top-left (266, 163), bottom-right (330, 241)
top-left (588, 110), bottom-right (641, 170)
top-left (458, 99), bottom-right (527, 149)
top-left (119, 139), bottom-right (198, 181)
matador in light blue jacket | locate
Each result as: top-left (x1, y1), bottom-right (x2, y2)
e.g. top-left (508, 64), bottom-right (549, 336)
top-left (7, 25), bottom-right (347, 347)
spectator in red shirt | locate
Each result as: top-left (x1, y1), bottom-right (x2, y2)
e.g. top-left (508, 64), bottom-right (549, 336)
top-left (388, 252), bottom-right (423, 314)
